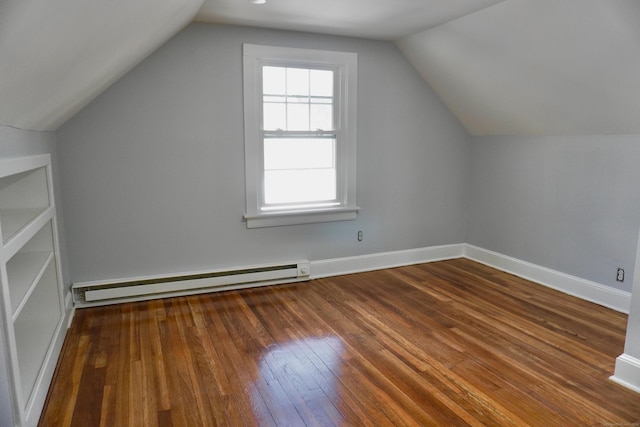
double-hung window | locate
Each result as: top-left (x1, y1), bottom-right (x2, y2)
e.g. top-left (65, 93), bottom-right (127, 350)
top-left (243, 44), bottom-right (358, 228)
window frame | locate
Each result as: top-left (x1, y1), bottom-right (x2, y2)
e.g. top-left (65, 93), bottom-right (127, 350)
top-left (242, 44), bottom-right (358, 228)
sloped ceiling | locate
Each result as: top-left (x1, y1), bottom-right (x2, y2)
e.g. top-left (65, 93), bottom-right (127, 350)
top-left (0, 0), bottom-right (203, 131)
top-left (397, 0), bottom-right (640, 135)
top-left (195, 0), bottom-right (506, 41)
top-left (1, 0), bottom-right (639, 136)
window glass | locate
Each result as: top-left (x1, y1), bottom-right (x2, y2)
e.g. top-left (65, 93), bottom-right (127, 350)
top-left (265, 169), bottom-right (337, 204)
top-left (287, 103), bottom-right (310, 131)
top-left (263, 66), bottom-right (286, 95)
top-left (262, 66), bottom-right (335, 131)
top-left (263, 103), bottom-right (286, 131)
top-left (264, 137), bottom-right (336, 204)
top-left (310, 69), bottom-right (333, 97)
top-left (310, 104), bottom-right (332, 131)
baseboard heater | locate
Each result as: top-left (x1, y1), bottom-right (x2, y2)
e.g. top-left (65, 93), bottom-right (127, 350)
top-left (72, 260), bottom-right (311, 307)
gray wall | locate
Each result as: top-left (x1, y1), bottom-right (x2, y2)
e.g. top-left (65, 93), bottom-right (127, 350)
top-left (1, 125), bottom-right (54, 156)
top-left (57, 23), bottom-right (470, 283)
top-left (467, 134), bottom-right (640, 293)
top-left (0, 124), bottom-right (69, 427)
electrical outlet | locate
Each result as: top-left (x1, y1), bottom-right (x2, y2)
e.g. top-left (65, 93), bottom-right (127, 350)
top-left (616, 268), bottom-right (624, 282)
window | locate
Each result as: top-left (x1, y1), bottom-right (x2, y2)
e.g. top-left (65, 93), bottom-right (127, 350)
top-left (243, 44), bottom-right (358, 228)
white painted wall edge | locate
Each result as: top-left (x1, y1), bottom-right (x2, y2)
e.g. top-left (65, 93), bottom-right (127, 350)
top-left (463, 244), bottom-right (631, 314)
top-left (611, 354), bottom-right (640, 394)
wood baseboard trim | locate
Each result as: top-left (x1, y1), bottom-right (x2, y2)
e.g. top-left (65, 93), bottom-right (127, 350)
top-left (611, 354), bottom-right (640, 393)
top-left (463, 244), bottom-right (631, 313)
top-left (310, 244), bottom-right (465, 279)
top-left (309, 244), bottom-right (630, 313)
top-left (310, 243), bottom-right (630, 313)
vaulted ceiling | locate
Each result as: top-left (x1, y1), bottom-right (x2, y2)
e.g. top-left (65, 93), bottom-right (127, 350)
top-left (397, 0), bottom-right (640, 135)
top-left (196, 0), bottom-right (507, 40)
top-left (2, 0), bottom-right (639, 136)
top-left (0, 0), bottom-right (204, 131)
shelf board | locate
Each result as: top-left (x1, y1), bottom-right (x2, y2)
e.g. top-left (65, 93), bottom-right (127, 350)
top-left (0, 208), bottom-right (48, 245)
top-left (7, 251), bottom-right (53, 316)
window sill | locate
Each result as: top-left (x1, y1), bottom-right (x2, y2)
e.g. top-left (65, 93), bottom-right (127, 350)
top-left (244, 206), bottom-right (359, 228)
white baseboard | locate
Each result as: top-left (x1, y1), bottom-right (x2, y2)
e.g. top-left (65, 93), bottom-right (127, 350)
top-left (310, 244), bottom-right (465, 279)
top-left (464, 244), bottom-right (632, 313)
top-left (611, 354), bottom-right (640, 393)
top-left (310, 243), bottom-right (631, 313)
top-left (309, 243), bottom-right (631, 313)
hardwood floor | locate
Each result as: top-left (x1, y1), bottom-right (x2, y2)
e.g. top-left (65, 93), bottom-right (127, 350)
top-left (40, 259), bottom-right (640, 426)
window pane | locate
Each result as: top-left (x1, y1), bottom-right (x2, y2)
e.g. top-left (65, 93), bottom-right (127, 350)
top-left (262, 66), bottom-right (335, 131)
top-left (310, 104), bottom-right (333, 130)
top-left (263, 66), bottom-right (286, 95)
top-left (265, 169), bottom-right (336, 204)
top-left (287, 104), bottom-right (310, 131)
top-left (263, 103), bottom-right (286, 130)
top-left (264, 138), bottom-right (335, 170)
top-left (286, 68), bottom-right (310, 96)
top-left (310, 69), bottom-right (333, 97)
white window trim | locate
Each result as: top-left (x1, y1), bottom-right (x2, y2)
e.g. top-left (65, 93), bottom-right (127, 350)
top-left (242, 44), bottom-right (359, 228)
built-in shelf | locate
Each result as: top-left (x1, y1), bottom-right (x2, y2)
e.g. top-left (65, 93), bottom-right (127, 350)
top-left (0, 208), bottom-right (48, 245)
top-left (13, 261), bottom-right (60, 404)
top-left (0, 154), bottom-right (66, 427)
top-left (0, 166), bottom-right (50, 248)
top-left (7, 251), bottom-right (53, 317)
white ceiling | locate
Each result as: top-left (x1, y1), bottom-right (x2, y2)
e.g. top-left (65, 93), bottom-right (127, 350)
top-left (397, 0), bottom-right (640, 135)
top-left (0, 0), bottom-right (203, 131)
top-left (1, 0), bottom-right (639, 136)
top-left (195, 0), bottom-right (506, 40)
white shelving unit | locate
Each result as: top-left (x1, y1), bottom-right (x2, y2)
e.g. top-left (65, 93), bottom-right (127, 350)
top-left (0, 155), bottom-right (66, 427)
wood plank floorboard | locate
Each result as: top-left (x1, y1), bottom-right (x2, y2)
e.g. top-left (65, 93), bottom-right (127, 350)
top-left (40, 259), bottom-right (640, 426)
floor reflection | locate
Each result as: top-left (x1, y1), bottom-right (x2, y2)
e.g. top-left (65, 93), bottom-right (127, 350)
top-left (251, 336), bottom-right (346, 425)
